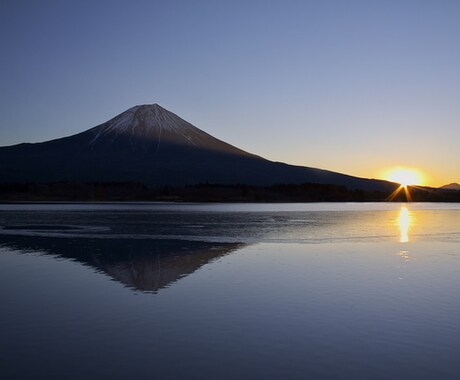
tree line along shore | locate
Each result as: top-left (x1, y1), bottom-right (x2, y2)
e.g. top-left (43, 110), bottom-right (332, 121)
top-left (1, 182), bottom-right (459, 203)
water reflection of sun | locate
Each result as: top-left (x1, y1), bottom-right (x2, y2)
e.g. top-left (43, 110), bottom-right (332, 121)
top-left (398, 250), bottom-right (410, 261)
top-left (398, 206), bottom-right (411, 243)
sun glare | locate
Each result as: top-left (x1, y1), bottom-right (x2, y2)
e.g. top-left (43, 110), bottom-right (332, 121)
top-left (385, 167), bottom-right (423, 187)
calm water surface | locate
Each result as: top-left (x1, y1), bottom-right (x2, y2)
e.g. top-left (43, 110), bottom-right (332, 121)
top-left (1, 202), bottom-right (459, 379)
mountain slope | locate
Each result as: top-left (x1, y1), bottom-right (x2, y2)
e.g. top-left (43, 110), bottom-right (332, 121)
top-left (0, 104), bottom-right (395, 191)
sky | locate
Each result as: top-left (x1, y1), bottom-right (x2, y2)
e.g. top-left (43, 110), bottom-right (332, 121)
top-left (1, 0), bottom-right (459, 187)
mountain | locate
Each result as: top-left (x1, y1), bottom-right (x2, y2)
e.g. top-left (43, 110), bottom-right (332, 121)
top-left (440, 183), bottom-right (460, 191)
top-left (0, 104), bottom-right (395, 191)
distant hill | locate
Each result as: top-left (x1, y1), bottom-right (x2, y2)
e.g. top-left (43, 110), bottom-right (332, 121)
top-left (0, 104), bottom-right (395, 191)
top-left (440, 183), bottom-right (460, 191)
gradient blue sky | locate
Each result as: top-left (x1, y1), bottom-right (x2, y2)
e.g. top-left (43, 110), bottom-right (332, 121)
top-left (1, 0), bottom-right (459, 186)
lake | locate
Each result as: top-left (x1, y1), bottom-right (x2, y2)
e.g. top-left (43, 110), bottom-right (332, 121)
top-left (1, 202), bottom-right (459, 379)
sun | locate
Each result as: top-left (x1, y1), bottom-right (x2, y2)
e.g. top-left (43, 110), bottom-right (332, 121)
top-left (384, 167), bottom-right (424, 187)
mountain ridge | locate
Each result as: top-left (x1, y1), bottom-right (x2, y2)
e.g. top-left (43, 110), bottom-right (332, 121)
top-left (440, 183), bottom-right (460, 191)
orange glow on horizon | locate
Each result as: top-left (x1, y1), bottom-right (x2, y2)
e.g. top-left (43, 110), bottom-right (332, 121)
top-left (383, 167), bottom-right (424, 186)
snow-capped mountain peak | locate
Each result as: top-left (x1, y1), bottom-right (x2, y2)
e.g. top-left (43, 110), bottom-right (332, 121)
top-left (87, 103), bottom-right (254, 157)
top-left (90, 103), bottom-right (198, 142)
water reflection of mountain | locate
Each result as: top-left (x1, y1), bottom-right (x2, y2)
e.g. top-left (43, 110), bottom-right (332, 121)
top-left (0, 235), bottom-right (244, 292)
